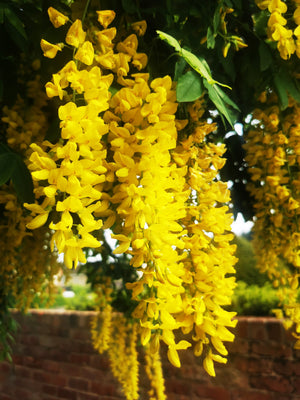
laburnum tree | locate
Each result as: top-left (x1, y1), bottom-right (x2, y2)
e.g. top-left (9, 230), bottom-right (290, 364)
top-left (1, 0), bottom-right (300, 398)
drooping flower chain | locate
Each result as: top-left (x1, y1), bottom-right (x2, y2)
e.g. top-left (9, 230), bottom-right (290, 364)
top-left (24, 7), bottom-right (238, 398)
top-left (244, 92), bottom-right (300, 344)
top-left (255, 0), bottom-right (300, 59)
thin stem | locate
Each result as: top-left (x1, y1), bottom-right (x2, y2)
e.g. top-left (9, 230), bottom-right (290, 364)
top-left (82, 0), bottom-right (92, 25)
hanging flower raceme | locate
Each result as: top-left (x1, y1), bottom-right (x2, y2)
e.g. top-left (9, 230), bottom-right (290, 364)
top-left (255, 0), bottom-right (300, 59)
top-left (243, 92), bottom-right (300, 343)
top-left (25, 14), bottom-right (115, 269)
top-left (172, 99), bottom-right (238, 375)
top-left (23, 6), bottom-right (238, 399)
top-left (0, 61), bottom-right (60, 311)
top-left (105, 73), bottom-right (192, 368)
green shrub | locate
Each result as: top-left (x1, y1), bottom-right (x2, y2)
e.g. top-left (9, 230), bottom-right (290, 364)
top-left (233, 235), bottom-right (270, 286)
top-left (229, 281), bottom-right (280, 316)
top-left (31, 284), bottom-right (97, 311)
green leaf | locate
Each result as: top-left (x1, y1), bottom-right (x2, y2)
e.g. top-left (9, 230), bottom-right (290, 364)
top-left (274, 69), bottom-right (300, 106)
top-left (207, 26), bottom-right (215, 49)
top-left (273, 70), bottom-right (300, 110)
top-left (203, 81), bottom-right (237, 127)
top-left (157, 30), bottom-right (238, 125)
top-left (176, 70), bottom-right (203, 102)
top-left (0, 153), bottom-right (16, 185)
top-left (213, 6), bottom-right (221, 33)
top-left (4, 7), bottom-right (28, 50)
top-left (156, 30), bottom-right (181, 52)
top-left (157, 30), bottom-right (231, 88)
top-left (214, 84), bottom-right (240, 111)
top-left (259, 41), bottom-right (272, 71)
top-left (4, 7), bottom-right (27, 39)
top-left (253, 10), bottom-right (269, 37)
top-left (11, 156), bottom-right (34, 203)
top-left (174, 57), bottom-right (187, 81)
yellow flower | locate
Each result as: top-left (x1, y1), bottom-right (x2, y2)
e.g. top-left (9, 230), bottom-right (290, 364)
top-left (268, 0), bottom-right (287, 14)
top-left (64, 237), bottom-right (87, 269)
top-left (117, 34), bottom-right (138, 56)
top-left (96, 10), bottom-right (116, 28)
top-left (131, 20), bottom-right (147, 36)
top-left (74, 41), bottom-right (94, 65)
top-left (255, 0), bottom-right (271, 10)
top-left (47, 7), bottom-right (69, 28)
top-left (45, 74), bottom-right (66, 100)
top-left (66, 20), bottom-right (86, 48)
top-left (294, 6), bottom-right (300, 25)
top-left (203, 351), bottom-right (216, 377)
top-left (167, 340), bottom-right (191, 368)
top-left (40, 39), bottom-right (62, 58)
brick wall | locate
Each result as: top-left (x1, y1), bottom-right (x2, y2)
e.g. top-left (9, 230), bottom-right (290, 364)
top-left (0, 310), bottom-right (300, 400)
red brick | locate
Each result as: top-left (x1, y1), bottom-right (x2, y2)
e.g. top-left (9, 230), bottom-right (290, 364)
top-left (273, 358), bottom-right (294, 375)
top-left (165, 379), bottom-right (191, 395)
top-left (252, 342), bottom-right (293, 358)
top-left (167, 395), bottom-right (191, 400)
top-left (42, 372), bottom-right (67, 387)
top-left (231, 389), bottom-right (274, 400)
top-left (13, 387), bottom-right (32, 400)
top-left (248, 319), bottom-right (268, 340)
top-left (42, 360), bottom-right (60, 373)
top-left (42, 384), bottom-right (58, 396)
top-left (46, 348), bottom-right (70, 362)
top-left (250, 375), bottom-right (293, 393)
top-left (89, 354), bottom-right (110, 370)
top-left (77, 393), bottom-right (100, 400)
top-left (13, 377), bottom-right (42, 392)
top-left (194, 385), bottom-right (231, 400)
top-left (69, 328), bottom-right (91, 341)
top-left (14, 365), bottom-right (32, 379)
top-left (20, 334), bottom-right (40, 346)
top-left (293, 376), bottom-right (300, 393)
top-left (293, 361), bottom-right (300, 376)
top-left (69, 353), bottom-right (91, 365)
top-left (80, 366), bottom-right (106, 380)
top-left (228, 337), bottom-right (249, 354)
top-left (57, 387), bottom-right (77, 400)
top-left (0, 362), bottom-right (12, 373)
top-left (266, 320), bottom-right (284, 342)
top-left (90, 381), bottom-right (119, 396)
top-left (236, 318), bottom-right (249, 338)
top-left (68, 377), bottom-right (89, 391)
top-left (11, 355), bottom-right (23, 365)
top-left (233, 355), bottom-right (272, 374)
top-left (59, 362), bottom-right (82, 377)
top-left (32, 370), bottom-right (44, 381)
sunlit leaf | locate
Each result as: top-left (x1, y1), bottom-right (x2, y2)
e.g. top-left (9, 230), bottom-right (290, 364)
top-left (176, 70), bottom-right (203, 102)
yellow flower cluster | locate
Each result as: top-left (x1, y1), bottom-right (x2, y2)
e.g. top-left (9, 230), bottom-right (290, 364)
top-left (244, 92), bottom-right (300, 340)
top-left (92, 308), bottom-right (139, 400)
top-left (144, 345), bottom-right (166, 400)
top-left (25, 9), bottom-right (149, 269)
top-left (171, 99), bottom-right (238, 375)
top-left (25, 6), bottom-right (237, 396)
top-left (0, 64), bottom-right (59, 310)
top-left (1, 65), bottom-right (48, 154)
top-left (0, 184), bottom-right (59, 310)
top-left (255, 0), bottom-right (300, 59)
